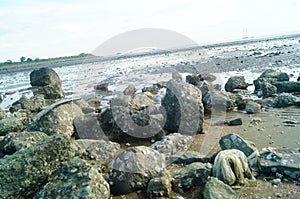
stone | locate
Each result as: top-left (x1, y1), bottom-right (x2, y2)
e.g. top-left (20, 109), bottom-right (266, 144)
top-left (29, 102), bottom-right (83, 136)
top-left (73, 98), bottom-right (95, 114)
top-left (74, 113), bottom-right (107, 140)
top-left (272, 81), bottom-right (300, 93)
top-left (186, 74), bottom-right (201, 86)
top-left (151, 133), bottom-right (193, 163)
top-left (173, 150), bottom-right (211, 165)
top-left (123, 84), bottom-right (137, 96)
top-left (225, 76), bottom-right (248, 92)
top-left (227, 118), bottom-right (242, 126)
top-left (42, 84), bottom-right (65, 99)
top-left (258, 148), bottom-right (300, 179)
top-left (76, 139), bottom-right (121, 165)
top-left (273, 93), bottom-right (295, 108)
top-left (0, 134), bottom-right (85, 198)
top-left (142, 85), bottom-right (160, 94)
top-left (10, 95), bottom-right (45, 113)
top-left (261, 81), bottom-right (277, 98)
top-left (30, 67), bottom-right (61, 87)
top-left (202, 91), bottom-right (235, 114)
top-left (106, 146), bottom-right (166, 195)
top-left (297, 76), bottom-right (300, 81)
top-left (171, 162), bottom-right (211, 192)
top-left (33, 158), bottom-right (110, 199)
top-left (95, 83), bottom-right (109, 92)
top-left (259, 69), bottom-right (289, 81)
top-left (0, 109), bottom-right (6, 120)
top-left (212, 149), bottom-right (255, 185)
top-left (146, 170), bottom-right (172, 199)
top-left (201, 73), bottom-right (217, 82)
top-left (0, 131), bottom-right (46, 156)
top-left (132, 93), bottom-right (156, 110)
top-left (203, 177), bottom-right (238, 199)
top-left (0, 116), bottom-right (23, 136)
top-left (219, 133), bottom-right (259, 166)
top-left (162, 79), bottom-right (204, 134)
top-left (245, 101), bottom-right (261, 114)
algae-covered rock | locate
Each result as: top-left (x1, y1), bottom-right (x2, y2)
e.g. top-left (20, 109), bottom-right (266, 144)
top-left (33, 158), bottom-right (110, 199)
top-left (0, 134), bottom-right (84, 198)
top-left (0, 116), bottom-right (23, 136)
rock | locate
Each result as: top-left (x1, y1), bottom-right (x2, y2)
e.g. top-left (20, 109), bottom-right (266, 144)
top-left (226, 118), bottom-right (242, 126)
top-left (151, 133), bottom-right (193, 162)
top-left (162, 79), bottom-right (204, 134)
top-left (297, 76), bottom-right (300, 81)
top-left (142, 85), bottom-right (160, 94)
top-left (0, 109), bottom-right (6, 120)
top-left (10, 94), bottom-right (45, 113)
top-left (203, 177), bottom-right (238, 199)
top-left (272, 81), bottom-right (300, 93)
top-left (30, 67), bottom-right (61, 87)
top-left (95, 83), bottom-right (109, 92)
top-left (73, 98), bottom-right (95, 113)
top-left (259, 69), bottom-right (289, 81)
top-left (202, 91), bottom-right (235, 114)
top-left (76, 139), bottom-right (121, 165)
top-left (236, 98), bottom-right (251, 110)
top-left (0, 134), bottom-right (85, 198)
top-left (225, 76), bottom-right (248, 92)
top-left (29, 102), bottom-right (83, 136)
top-left (123, 84), bottom-right (137, 96)
top-left (146, 170), bottom-right (172, 199)
top-left (171, 162), bottom-right (211, 192)
top-left (0, 131), bottom-right (46, 156)
top-left (186, 74), bottom-right (201, 86)
top-left (261, 97), bottom-right (275, 107)
top-left (201, 73), bottom-right (217, 82)
top-left (74, 113), bottom-right (107, 140)
top-left (212, 149), bottom-right (255, 185)
top-left (30, 68), bottom-right (64, 99)
top-left (219, 133), bottom-right (259, 166)
top-left (106, 146), bottom-right (166, 195)
top-left (0, 116), bottom-right (23, 136)
top-left (271, 178), bottom-right (281, 185)
top-left (273, 93), bottom-right (295, 108)
top-left (173, 150), bottom-right (211, 165)
top-left (33, 158), bottom-right (110, 199)
top-left (132, 93), bottom-right (156, 110)
top-left (261, 81), bottom-right (277, 98)
top-left (245, 101), bottom-right (261, 114)
top-left (258, 148), bottom-right (300, 179)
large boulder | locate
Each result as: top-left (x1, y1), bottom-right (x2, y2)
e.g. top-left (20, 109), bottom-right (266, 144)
top-left (202, 91), bottom-right (235, 114)
top-left (0, 134), bottom-right (85, 198)
top-left (170, 162), bottom-right (211, 192)
top-left (261, 81), bottom-right (277, 98)
top-left (245, 101), bottom-right (261, 114)
top-left (162, 79), bottom-right (204, 134)
top-left (0, 116), bottom-right (23, 136)
top-left (219, 133), bottom-right (259, 166)
top-left (203, 177), bottom-right (237, 199)
top-left (225, 76), bottom-right (248, 92)
top-left (146, 170), bottom-right (172, 199)
top-left (106, 146), bottom-right (166, 195)
top-left (29, 102), bottom-right (83, 136)
top-left (273, 93), bottom-right (296, 108)
top-left (272, 81), bottom-right (300, 93)
top-left (259, 69), bottom-right (289, 81)
top-left (33, 158), bottom-right (110, 199)
top-left (30, 68), bottom-right (64, 99)
top-left (0, 131), bottom-right (46, 156)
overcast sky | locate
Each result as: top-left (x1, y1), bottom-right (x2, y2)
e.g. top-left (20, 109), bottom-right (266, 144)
top-left (1, 0), bottom-right (300, 62)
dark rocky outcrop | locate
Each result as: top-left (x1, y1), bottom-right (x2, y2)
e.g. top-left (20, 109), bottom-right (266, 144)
top-left (273, 93), bottom-right (296, 108)
top-left (272, 81), bottom-right (300, 93)
top-left (261, 81), bottom-right (277, 98)
top-left (225, 76), bottom-right (248, 92)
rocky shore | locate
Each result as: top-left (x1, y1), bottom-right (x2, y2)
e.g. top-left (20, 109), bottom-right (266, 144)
top-left (0, 65), bottom-right (299, 198)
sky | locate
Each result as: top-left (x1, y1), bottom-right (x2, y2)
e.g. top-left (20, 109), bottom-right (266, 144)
top-left (0, 0), bottom-right (300, 62)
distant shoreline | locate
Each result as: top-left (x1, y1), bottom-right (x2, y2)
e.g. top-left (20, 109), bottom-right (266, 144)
top-left (1, 32), bottom-right (300, 75)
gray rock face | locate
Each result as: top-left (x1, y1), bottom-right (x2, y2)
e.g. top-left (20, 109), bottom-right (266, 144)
top-left (272, 81), bottom-right (300, 93)
top-left (213, 149), bottom-right (255, 185)
top-left (203, 177), bottom-right (237, 199)
top-left (258, 148), bottom-right (300, 180)
top-left (76, 139), bottom-right (121, 165)
top-left (225, 76), bottom-right (248, 92)
top-left (30, 102), bottom-right (83, 136)
top-left (219, 133), bottom-right (259, 166)
top-left (202, 91), bottom-right (235, 114)
top-left (106, 146), bottom-right (166, 195)
top-left (146, 170), bottom-right (172, 199)
top-left (0, 131), bottom-right (46, 156)
top-left (33, 158), bottom-right (110, 199)
top-left (123, 84), bottom-right (137, 96)
top-left (171, 162), bottom-right (211, 192)
top-left (0, 116), bottom-right (23, 136)
top-left (0, 134), bottom-right (84, 198)
top-left (30, 68), bottom-right (64, 99)
top-left (273, 93), bottom-right (295, 108)
top-left (162, 79), bottom-right (204, 134)
top-left (245, 101), bottom-right (261, 114)
top-left (261, 81), bottom-right (277, 98)
top-left (151, 133), bottom-right (193, 162)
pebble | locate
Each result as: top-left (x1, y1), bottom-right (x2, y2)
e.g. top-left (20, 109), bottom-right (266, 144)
top-left (271, 178), bottom-right (281, 185)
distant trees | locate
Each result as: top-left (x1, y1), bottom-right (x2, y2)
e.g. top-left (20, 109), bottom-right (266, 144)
top-left (5, 60), bottom-right (12, 64)
top-left (26, 58), bottom-right (33, 62)
top-left (20, 56), bottom-right (26, 62)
